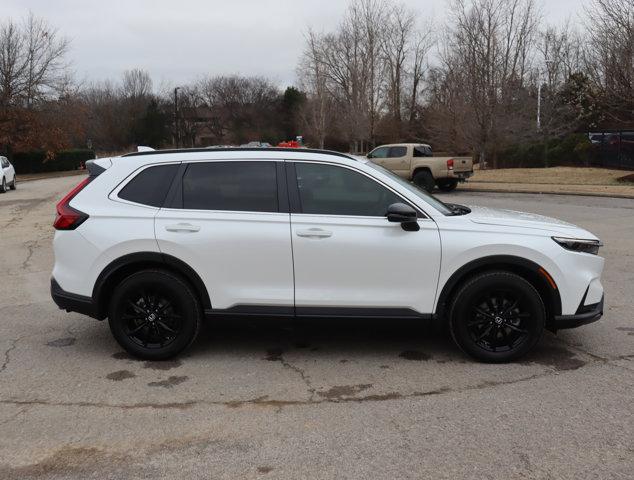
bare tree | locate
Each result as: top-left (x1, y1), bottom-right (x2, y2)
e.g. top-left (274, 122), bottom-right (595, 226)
top-left (584, 0), bottom-right (634, 124)
top-left (121, 68), bottom-right (153, 99)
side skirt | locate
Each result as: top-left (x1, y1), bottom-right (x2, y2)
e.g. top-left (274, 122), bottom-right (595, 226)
top-left (204, 305), bottom-right (433, 321)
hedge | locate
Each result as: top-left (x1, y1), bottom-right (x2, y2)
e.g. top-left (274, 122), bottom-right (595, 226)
top-left (497, 134), bottom-right (596, 169)
top-left (10, 149), bottom-right (96, 174)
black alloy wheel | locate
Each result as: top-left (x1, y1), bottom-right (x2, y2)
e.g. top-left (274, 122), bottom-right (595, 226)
top-left (449, 271), bottom-right (545, 362)
top-left (108, 270), bottom-right (201, 360)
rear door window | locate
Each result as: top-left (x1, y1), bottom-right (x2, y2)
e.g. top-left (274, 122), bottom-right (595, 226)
top-left (182, 161), bottom-right (278, 212)
top-left (387, 146), bottom-right (407, 158)
top-left (118, 164), bottom-right (179, 207)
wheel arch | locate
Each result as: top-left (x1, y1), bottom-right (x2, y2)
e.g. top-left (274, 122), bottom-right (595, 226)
top-left (92, 252), bottom-right (211, 319)
top-left (435, 255), bottom-right (561, 328)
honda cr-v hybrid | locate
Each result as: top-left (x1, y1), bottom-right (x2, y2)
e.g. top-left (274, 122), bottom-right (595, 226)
top-left (51, 148), bottom-right (604, 362)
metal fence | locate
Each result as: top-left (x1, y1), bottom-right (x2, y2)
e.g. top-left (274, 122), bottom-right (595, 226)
top-left (588, 130), bottom-right (634, 170)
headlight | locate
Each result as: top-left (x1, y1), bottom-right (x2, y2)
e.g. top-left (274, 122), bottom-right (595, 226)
top-left (552, 237), bottom-right (602, 255)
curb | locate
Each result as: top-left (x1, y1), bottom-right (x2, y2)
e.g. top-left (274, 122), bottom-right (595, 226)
top-left (459, 187), bottom-right (634, 200)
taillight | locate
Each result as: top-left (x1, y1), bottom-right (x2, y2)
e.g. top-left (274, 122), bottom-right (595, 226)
top-left (447, 159), bottom-right (454, 170)
top-left (53, 177), bottom-right (94, 230)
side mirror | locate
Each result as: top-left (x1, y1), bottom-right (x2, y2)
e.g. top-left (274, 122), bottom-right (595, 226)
top-left (367, 153), bottom-right (373, 159)
top-left (386, 203), bottom-right (420, 231)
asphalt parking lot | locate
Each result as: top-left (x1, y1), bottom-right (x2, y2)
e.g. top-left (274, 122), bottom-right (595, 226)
top-left (0, 176), bottom-right (632, 479)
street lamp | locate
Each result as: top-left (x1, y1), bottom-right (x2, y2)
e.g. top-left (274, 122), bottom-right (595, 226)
top-left (174, 87), bottom-right (181, 148)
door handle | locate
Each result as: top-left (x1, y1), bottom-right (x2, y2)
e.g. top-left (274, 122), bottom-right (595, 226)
top-left (296, 228), bottom-right (332, 239)
top-left (165, 223), bottom-right (200, 233)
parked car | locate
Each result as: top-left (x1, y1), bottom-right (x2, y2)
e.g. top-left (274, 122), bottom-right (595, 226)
top-left (51, 147), bottom-right (604, 362)
top-left (0, 156), bottom-right (16, 193)
top-left (367, 143), bottom-right (473, 192)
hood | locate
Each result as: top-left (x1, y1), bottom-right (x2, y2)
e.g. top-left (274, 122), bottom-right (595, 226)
top-left (466, 205), bottom-right (597, 238)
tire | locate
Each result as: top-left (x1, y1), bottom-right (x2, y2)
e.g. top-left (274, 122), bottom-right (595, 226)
top-left (437, 179), bottom-right (458, 192)
top-left (0, 178), bottom-right (6, 193)
top-left (9, 177), bottom-right (16, 190)
top-left (108, 269), bottom-right (202, 360)
top-left (412, 170), bottom-right (435, 192)
top-left (448, 271), bottom-right (545, 362)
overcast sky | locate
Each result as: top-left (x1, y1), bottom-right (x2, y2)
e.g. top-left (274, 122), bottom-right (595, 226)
top-left (4, 0), bottom-right (591, 89)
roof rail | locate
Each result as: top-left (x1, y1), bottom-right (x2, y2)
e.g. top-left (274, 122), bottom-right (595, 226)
top-left (122, 146), bottom-right (355, 160)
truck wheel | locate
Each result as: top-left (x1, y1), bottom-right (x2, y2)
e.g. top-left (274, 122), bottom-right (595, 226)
top-left (413, 170), bottom-right (435, 192)
top-left (437, 179), bottom-right (458, 192)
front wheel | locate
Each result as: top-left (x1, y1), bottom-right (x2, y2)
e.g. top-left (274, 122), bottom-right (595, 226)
top-left (448, 271), bottom-right (545, 362)
top-left (0, 178), bottom-right (6, 193)
top-left (437, 179), bottom-right (458, 192)
top-left (108, 270), bottom-right (201, 360)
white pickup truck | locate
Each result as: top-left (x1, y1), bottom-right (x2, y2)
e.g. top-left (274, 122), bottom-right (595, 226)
top-left (367, 143), bottom-right (473, 192)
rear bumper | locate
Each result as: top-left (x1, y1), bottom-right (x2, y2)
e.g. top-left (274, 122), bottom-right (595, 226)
top-left (553, 295), bottom-right (604, 330)
top-left (51, 277), bottom-right (101, 319)
top-left (449, 171), bottom-right (473, 181)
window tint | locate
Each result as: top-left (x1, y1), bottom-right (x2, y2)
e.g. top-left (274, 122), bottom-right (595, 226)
top-left (119, 164), bottom-right (179, 207)
top-left (369, 147), bottom-right (389, 158)
top-left (388, 146), bottom-right (407, 158)
top-left (0, 158), bottom-right (9, 168)
top-left (295, 163), bottom-right (404, 217)
top-left (182, 161), bottom-right (278, 212)
top-left (414, 146), bottom-right (432, 157)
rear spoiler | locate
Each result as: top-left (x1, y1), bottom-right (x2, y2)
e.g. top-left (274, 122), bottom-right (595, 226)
top-left (85, 158), bottom-right (112, 177)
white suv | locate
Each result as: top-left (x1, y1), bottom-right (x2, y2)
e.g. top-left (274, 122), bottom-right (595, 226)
top-left (51, 148), bottom-right (604, 362)
top-left (0, 156), bottom-right (16, 193)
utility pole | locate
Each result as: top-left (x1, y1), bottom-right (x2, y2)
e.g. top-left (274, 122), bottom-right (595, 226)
top-left (537, 81), bottom-right (542, 131)
top-left (173, 87), bottom-right (181, 148)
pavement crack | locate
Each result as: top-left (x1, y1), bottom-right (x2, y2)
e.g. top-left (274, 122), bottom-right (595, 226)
top-left (280, 357), bottom-right (316, 401)
top-left (21, 240), bottom-right (39, 270)
top-left (0, 337), bottom-right (23, 376)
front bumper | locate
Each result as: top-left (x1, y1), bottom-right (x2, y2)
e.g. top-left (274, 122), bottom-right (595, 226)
top-left (553, 294), bottom-right (604, 330)
top-left (51, 277), bottom-right (101, 319)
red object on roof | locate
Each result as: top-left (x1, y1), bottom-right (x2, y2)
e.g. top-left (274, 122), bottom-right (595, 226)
top-left (277, 140), bottom-right (301, 148)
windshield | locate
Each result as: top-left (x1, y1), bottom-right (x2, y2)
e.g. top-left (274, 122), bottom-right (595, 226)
top-left (364, 161), bottom-right (454, 216)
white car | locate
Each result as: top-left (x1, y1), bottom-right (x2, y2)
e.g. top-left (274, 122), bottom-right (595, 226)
top-left (0, 156), bottom-right (16, 193)
top-left (51, 148), bottom-right (604, 362)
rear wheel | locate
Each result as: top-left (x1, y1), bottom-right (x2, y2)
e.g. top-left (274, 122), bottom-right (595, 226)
top-left (9, 177), bottom-right (16, 190)
top-left (437, 179), bottom-right (458, 192)
top-left (412, 170), bottom-right (435, 192)
top-left (0, 178), bottom-right (6, 193)
top-left (108, 270), bottom-right (201, 360)
top-left (448, 271), bottom-right (545, 362)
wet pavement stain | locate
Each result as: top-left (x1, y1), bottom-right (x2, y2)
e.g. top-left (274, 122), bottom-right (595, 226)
top-left (111, 352), bottom-right (133, 360)
top-left (257, 466), bottom-right (274, 474)
top-left (143, 360), bottom-right (182, 370)
top-left (46, 337), bottom-right (76, 347)
top-left (106, 370), bottom-right (136, 381)
top-left (616, 327), bottom-right (634, 336)
top-left (317, 384), bottom-right (373, 399)
top-left (399, 350), bottom-right (431, 361)
top-left (265, 348), bottom-right (284, 361)
top-left (379, 365), bottom-right (391, 369)
top-left (147, 375), bottom-right (189, 388)
top-left (339, 359), bottom-right (349, 364)
top-left (523, 346), bottom-right (586, 371)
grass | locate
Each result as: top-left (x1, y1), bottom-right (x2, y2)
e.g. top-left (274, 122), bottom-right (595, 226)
top-left (471, 166), bottom-right (630, 186)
